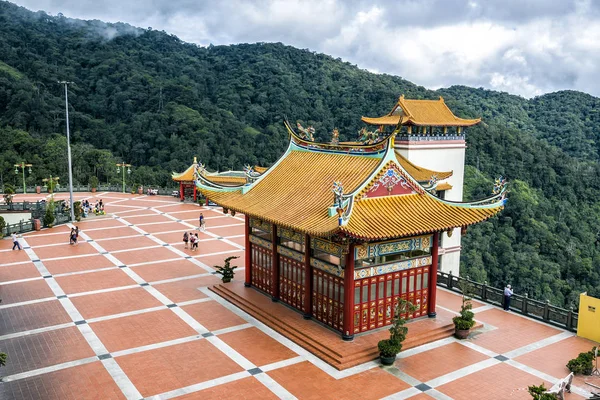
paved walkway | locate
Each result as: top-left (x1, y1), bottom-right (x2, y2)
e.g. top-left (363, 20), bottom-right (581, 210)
top-left (0, 193), bottom-right (597, 399)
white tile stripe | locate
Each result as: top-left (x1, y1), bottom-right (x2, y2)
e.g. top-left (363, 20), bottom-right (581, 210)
top-left (0, 356), bottom-right (99, 382)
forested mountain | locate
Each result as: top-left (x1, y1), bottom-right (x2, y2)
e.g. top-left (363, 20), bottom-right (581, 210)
top-left (1, 1), bottom-right (599, 307)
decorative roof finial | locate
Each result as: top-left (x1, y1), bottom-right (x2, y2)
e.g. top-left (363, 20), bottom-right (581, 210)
top-left (193, 156), bottom-right (197, 164)
top-left (331, 128), bottom-right (340, 145)
top-left (296, 122), bottom-right (315, 141)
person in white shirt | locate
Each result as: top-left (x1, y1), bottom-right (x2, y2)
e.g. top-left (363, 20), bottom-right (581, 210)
top-left (503, 284), bottom-right (513, 311)
top-left (11, 233), bottom-right (21, 251)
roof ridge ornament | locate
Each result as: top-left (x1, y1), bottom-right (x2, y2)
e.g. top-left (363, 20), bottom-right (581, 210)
top-left (357, 127), bottom-right (380, 144)
top-left (296, 122), bottom-right (315, 141)
top-left (332, 181), bottom-right (347, 226)
top-left (331, 128), bottom-right (340, 145)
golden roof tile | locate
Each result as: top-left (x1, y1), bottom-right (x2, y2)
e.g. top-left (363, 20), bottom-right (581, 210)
top-left (172, 164), bottom-right (195, 182)
top-left (362, 96), bottom-right (481, 127)
top-left (436, 182), bottom-right (453, 191)
top-left (395, 152), bottom-right (453, 182)
top-left (342, 194), bottom-right (502, 240)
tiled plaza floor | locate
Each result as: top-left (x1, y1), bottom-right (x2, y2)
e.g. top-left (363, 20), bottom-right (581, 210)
top-left (0, 192), bottom-right (597, 399)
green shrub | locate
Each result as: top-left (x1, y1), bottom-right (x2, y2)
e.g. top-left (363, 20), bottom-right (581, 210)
top-left (453, 280), bottom-right (476, 331)
top-left (378, 339), bottom-right (402, 358)
top-left (377, 298), bottom-right (417, 357)
top-left (527, 383), bottom-right (558, 399)
top-left (566, 346), bottom-right (597, 375)
top-left (214, 256), bottom-right (239, 282)
top-left (43, 200), bottom-right (55, 227)
top-left (0, 216), bottom-right (5, 238)
top-left (73, 201), bottom-right (82, 222)
top-left (3, 184), bottom-right (15, 205)
top-left (0, 351), bottom-right (7, 367)
top-left (89, 176), bottom-right (99, 189)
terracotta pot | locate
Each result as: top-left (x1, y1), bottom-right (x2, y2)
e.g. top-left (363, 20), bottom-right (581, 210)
top-left (455, 328), bottom-right (470, 339)
top-left (91, 188), bottom-right (97, 193)
top-left (380, 354), bottom-right (396, 366)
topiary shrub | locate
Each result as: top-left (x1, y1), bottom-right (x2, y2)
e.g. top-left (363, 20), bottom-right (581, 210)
top-left (566, 346), bottom-right (597, 375)
top-left (43, 200), bottom-right (55, 227)
top-left (89, 176), bottom-right (99, 190)
top-left (0, 216), bottom-right (5, 238)
top-left (73, 201), bottom-right (82, 222)
top-left (214, 256), bottom-right (239, 283)
top-left (3, 184), bottom-right (15, 205)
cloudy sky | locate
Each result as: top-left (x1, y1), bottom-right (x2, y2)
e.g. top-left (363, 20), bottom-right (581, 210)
top-left (12, 0), bottom-right (600, 98)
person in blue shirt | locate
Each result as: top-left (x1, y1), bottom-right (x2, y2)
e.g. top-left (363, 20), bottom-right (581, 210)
top-left (503, 284), bottom-right (513, 311)
top-left (199, 213), bottom-right (205, 232)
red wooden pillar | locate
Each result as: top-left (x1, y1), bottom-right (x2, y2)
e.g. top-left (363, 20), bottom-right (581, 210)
top-left (271, 224), bottom-right (280, 301)
top-left (244, 215), bottom-right (252, 287)
top-left (342, 243), bottom-right (355, 341)
top-left (303, 234), bottom-right (312, 319)
top-left (205, 197), bottom-right (209, 206)
top-left (428, 232), bottom-right (440, 317)
top-left (179, 182), bottom-right (184, 201)
top-left (193, 186), bottom-right (197, 201)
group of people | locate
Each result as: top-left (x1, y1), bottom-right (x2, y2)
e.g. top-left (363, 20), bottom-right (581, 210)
top-left (181, 213), bottom-right (206, 251)
top-left (69, 226), bottom-right (80, 245)
top-left (183, 231), bottom-right (200, 251)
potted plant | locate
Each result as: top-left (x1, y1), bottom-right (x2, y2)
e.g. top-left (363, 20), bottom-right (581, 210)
top-left (378, 298), bottom-right (417, 365)
top-left (89, 176), bottom-right (99, 193)
top-left (214, 256), bottom-right (239, 283)
top-left (0, 216), bottom-right (5, 238)
top-left (3, 184), bottom-right (15, 206)
top-left (73, 201), bottom-right (82, 222)
top-left (453, 280), bottom-right (476, 339)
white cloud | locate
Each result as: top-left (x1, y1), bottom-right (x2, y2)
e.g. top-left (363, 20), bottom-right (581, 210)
top-left (11, 0), bottom-right (600, 98)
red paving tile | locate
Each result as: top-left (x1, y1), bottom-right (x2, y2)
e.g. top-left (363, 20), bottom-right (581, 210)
top-left (44, 254), bottom-right (115, 274)
top-left (70, 287), bottom-right (164, 319)
top-left (137, 221), bottom-right (191, 234)
top-left (0, 279), bottom-right (54, 304)
top-left (0, 361), bottom-right (126, 400)
top-left (98, 235), bottom-right (155, 252)
top-left (176, 377), bottom-right (279, 400)
top-left (0, 300), bottom-right (71, 335)
top-left (470, 308), bottom-right (561, 354)
top-left (20, 234), bottom-right (71, 246)
top-left (55, 269), bottom-right (136, 294)
top-left (269, 361), bottom-right (409, 400)
top-left (175, 238), bottom-right (239, 256)
top-left (208, 224), bottom-right (245, 237)
top-left (0, 262), bottom-right (40, 282)
top-left (121, 214), bottom-right (172, 224)
top-left (436, 362), bottom-right (551, 400)
top-left (182, 301), bottom-right (246, 331)
top-left (74, 218), bottom-right (124, 230)
top-left (116, 339), bottom-right (244, 397)
top-left (114, 246), bottom-right (176, 265)
top-left (34, 242), bottom-right (99, 260)
top-left (152, 275), bottom-right (222, 303)
top-left (153, 230), bottom-right (214, 244)
top-left (397, 342), bottom-right (488, 382)
top-left (436, 288), bottom-right (484, 310)
top-left (84, 226), bottom-right (139, 240)
top-left (131, 259), bottom-right (208, 282)
top-left (0, 326), bottom-right (94, 375)
top-left (0, 249), bottom-right (31, 264)
top-left (91, 309), bottom-right (198, 352)
top-left (218, 327), bottom-right (297, 366)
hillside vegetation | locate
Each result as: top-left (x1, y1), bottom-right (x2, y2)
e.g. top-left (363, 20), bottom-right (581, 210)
top-left (1, 1), bottom-right (599, 306)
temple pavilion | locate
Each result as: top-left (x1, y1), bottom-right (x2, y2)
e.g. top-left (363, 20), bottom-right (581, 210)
top-left (195, 97), bottom-right (506, 340)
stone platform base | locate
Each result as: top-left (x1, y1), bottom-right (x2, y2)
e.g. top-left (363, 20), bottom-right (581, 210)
top-left (211, 281), bottom-right (472, 370)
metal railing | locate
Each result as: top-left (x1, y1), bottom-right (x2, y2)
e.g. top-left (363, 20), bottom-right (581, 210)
top-left (5, 185), bottom-right (178, 195)
top-left (437, 271), bottom-right (578, 332)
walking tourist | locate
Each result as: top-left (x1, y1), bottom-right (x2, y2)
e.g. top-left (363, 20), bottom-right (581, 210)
top-left (193, 233), bottom-right (199, 251)
top-left (503, 284), bottom-right (513, 311)
top-left (189, 232), bottom-right (196, 251)
top-left (69, 227), bottom-right (76, 245)
top-left (199, 213), bottom-right (205, 231)
top-left (183, 231), bottom-right (189, 249)
top-left (11, 232), bottom-right (21, 251)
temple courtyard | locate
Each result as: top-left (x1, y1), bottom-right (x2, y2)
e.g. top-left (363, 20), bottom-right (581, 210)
top-left (0, 193), bottom-right (598, 399)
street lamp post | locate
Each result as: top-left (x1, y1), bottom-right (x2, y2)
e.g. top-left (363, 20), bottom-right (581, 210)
top-left (42, 176), bottom-right (60, 193)
top-left (116, 162), bottom-right (132, 193)
top-left (14, 162), bottom-right (32, 193)
top-left (59, 81), bottom-right (75, 222)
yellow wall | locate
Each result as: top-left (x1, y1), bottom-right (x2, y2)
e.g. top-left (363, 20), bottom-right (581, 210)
top-left (577, 293), bottom-right (600, 343)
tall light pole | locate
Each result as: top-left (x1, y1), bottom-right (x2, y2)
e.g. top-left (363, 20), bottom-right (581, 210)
top-left (116, 162), bottom-right (132, 193)
top-left (14, 162), bottom-right (32, 193)
top-left (59, 81), bottom-right (75, 222)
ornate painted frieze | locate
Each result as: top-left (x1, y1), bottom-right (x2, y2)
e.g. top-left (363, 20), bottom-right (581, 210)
top-left (310, 258), bottom-right (344, 278)
top-left (354, 235), bottom-right (432, 260)
top-left (249, 218), bottom-right (272, 233)
top-left (277, 227), bottom-right (305, 244)
top-left (249, 234), bottom-right (273, 250)
top-left (354, 256), bottom-right (432, 279)
top-left (311, 238), bottom-right (347, 258)
top-left (277, 246), bottom-right (305, 262)
top-left (363, 164), bottom-right (415, 198)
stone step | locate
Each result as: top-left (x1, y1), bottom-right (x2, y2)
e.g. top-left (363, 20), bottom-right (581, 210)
top-left (211, 285), bottom-right (344, 367)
